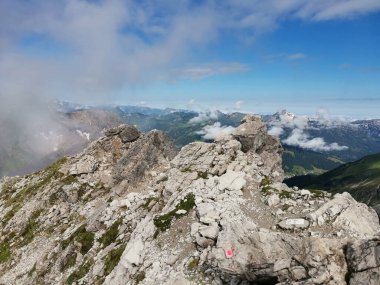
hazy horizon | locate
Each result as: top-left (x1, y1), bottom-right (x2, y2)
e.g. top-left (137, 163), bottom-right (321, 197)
top-left (0, 0), bottom-right (379, 137)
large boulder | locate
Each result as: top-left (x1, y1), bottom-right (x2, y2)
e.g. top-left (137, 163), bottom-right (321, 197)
top-left (346, 238), bottom-right (380, 285)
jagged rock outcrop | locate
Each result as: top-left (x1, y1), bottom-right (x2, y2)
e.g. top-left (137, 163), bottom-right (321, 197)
top-left (346, 238), bottom-right (380, 285)
top-left (0, 116), bottom-right (379, 285)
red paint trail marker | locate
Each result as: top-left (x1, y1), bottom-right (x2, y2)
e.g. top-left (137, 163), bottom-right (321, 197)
top-left (225, 248), bottom-right (234, 258)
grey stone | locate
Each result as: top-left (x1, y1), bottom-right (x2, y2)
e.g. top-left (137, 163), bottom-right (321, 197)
top-left (278, 218), bottom-right (310, 230)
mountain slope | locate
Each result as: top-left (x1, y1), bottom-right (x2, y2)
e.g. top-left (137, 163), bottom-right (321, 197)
top-left (282, 145), bottom-right (345, 177)
top-left (0, 109), bottom-right (122, 178)
top-left (285, 152), bottom-right (380, 213)
top-left (1, 117), bottom-right (380, 284)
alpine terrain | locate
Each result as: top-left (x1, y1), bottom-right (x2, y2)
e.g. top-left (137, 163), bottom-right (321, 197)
top-left (1, 115), bottom-right (380, 285)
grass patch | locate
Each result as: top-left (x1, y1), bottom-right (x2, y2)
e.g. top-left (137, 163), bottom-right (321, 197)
top-left (2, 204), bottom-right (22, 226)
top-left (197, 171), bottom-right (208, 179)
top-left (180, 166), bottom-right (192, 173)
top-left (142, 196), bottom-right (161, 210)
top-left (61, 225), bottom-right (95, 255)
top-left (66, 259), bottom-right (93, 285)
top-left (153, 193), bottom-right (195, 237)
top-left (4, 157), bottom-right (67, 210)
top-left (61, 175), bottom-right (78, 185)
top-left (187, 257), bottom-right (200, 270)
top-left (17, 209), bottom-right (43, 247)
top-left (0, 242), bottom-right (11, 263)
top-left (48, 192), bottom-right (59, 205)
top-left (100, 218), bottom-right (123, 248)
top-left (282, 204), bottom-right (291, 211)
top-left (260, 176), bottom-right (272, 187)
top-left (104, 245), bottom-right (126, 276)
top-left (61, 252), bottom-right (77, 272)
top-left (260, 186), bottom-right (277, 196)
top-left (309, 189), bottom-right (326, 198)
top-left (134, 271), bottom-right (146, 284)
top-left (279, 191), bottom-right (292, 199)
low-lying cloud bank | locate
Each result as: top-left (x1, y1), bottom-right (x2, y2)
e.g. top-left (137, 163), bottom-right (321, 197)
top-left (189, 110), bottom-right (219, 124)
top-left (283, 129), bottom-right (348, 152)
top-left (196, 122), bottom-right (235, 140)
top-left (268, 109), bottom-right (349, 152)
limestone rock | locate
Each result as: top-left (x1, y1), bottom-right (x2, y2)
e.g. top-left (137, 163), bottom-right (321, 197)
top-left (1, 114), bottom-right (379, 285)
top-left (278, 218), bottom-right (310, 230)
top-left (105, 124), bottom-right (140, 143)
top-left (346, 238), bottom-right (380, 285)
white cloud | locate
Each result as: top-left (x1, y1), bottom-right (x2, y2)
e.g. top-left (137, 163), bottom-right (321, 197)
top-left (234, 100), bottom-right (245, 110)
top-left (268, 126), bottom-right (284, 137)
top-left (287, 53), bottom-right (307, 60)
top-left (179, 62), bottom-right (249, 80)
top-left (0, 0), bottom-right (378, 159)
top-left (196, 122), bottom-right (235, 140)
top-left (265, 53), bottom-right (307, 63)
top-left (283, 129), bottom-right (348, 151)
top-left (189, 109), bottom-right (219, 124)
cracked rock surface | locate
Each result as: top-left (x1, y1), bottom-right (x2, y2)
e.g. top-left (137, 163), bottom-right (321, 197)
top-left (0, 116), bottom-right (379, 285)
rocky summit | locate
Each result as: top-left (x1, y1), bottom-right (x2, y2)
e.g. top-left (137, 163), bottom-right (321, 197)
top-left (0, 116), bottom-right (380, 285)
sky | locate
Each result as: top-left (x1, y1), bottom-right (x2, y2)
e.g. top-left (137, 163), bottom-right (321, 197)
top-left (1, 0), bottom-right (380, 117)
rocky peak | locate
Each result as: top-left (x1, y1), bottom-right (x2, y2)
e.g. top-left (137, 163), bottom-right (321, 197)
top-left (0, 117), bottom-right (380, 285)
top-left (104, 124), bottom-right (140, 143)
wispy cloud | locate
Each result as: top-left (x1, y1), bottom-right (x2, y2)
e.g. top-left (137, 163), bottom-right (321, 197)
top-left (0, 0), bottom-right (379, 158)
top-left (179, 62), bottom-right (249, 80)
top-left (339, 63), bottom-right (380, 74)
top-left (286, 53), bottom-right (307, 61)
top-left (234, 100), bottom-right (245, 110)
top-left (265, 53), bottom-right (308, 63)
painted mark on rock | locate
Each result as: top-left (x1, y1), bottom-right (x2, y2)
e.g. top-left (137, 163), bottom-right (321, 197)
top-left (225, 248), bottom-right (234, 258)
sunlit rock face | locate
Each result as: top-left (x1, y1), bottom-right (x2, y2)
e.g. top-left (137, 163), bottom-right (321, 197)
top-left (1, 115), bottom-right (379, 285)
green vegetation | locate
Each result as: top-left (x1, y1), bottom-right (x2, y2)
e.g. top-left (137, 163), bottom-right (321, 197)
top-left (61, 253), bottom-right (77, 271)
top-left (260, 176), bottom-right (272, 187)
top-left (309, 189), bottom-right (326, 198)
top-left (0, 241), bottom-right (11, 263)
top-left (18, 209), bottom-right (43, 247)
top-left (153, 193), bottom-right (195, 236)
top-left (197, 171), bottom-right (208, 179)
top-left (282, 204), bottom-right (291, 211)
top-left (187, 257), bottom-right (200, 270)
top-left (282, 145), bottom-right (344, 177)
top-left (2, 205), bottom-right (21, 226)
top-left (260, 186), bottom-right (276, 196)
top-left (61, 174), bottom-right (78, 185)
top-left (67, 259), bottom-right (93, 285)
top-left (100, 218), bottom-right (123, 248)
top-left (279, 191), bottom-right (292, 199)
top-left (2, 157), bottom-right (68, 225)
top-left (284, 149), bottom-right (295, 158)
top-left (28, 263), bottom-right (37, 277)
top-left (134, 271), bottom-right (146, 284)
top-left (142, 197), bottom-right (159, 209)
top-left (181, 166), bottom-right (192, 173)
top-left (260, 176), bottom-right (275, 196)
top-left (285, 152), bottom-right (380, 209)
top-left (104, 245), bottom-right (126, 276)
top-left (61, 225), bottom-right (95, 255)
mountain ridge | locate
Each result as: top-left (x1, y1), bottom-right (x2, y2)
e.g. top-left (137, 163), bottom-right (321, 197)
top-left (1, 115), bottom-right (380, 284)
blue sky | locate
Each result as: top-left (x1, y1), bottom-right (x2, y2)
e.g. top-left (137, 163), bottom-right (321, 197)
top-left (1, 0), bottom-right (380, 117)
